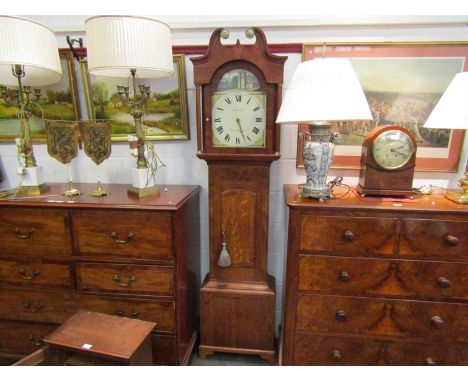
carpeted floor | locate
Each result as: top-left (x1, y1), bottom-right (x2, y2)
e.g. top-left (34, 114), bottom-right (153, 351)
top-left (189, 351), bottom-right (271, 366)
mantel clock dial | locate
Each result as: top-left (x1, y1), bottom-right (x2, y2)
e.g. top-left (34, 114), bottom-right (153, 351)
top-left (357, 125), bottom-right (417, 197)
top-left (191, 27), bottom-right (286, 364)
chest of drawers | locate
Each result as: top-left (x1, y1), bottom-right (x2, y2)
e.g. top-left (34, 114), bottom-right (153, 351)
top-left (0, 183), bottom-right (200, 365)
top-left (282, 184), bottom-right (468, 366)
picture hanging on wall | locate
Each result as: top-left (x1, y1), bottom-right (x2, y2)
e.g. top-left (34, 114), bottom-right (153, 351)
top-left (0, 49), bottom-right (81, 142)
top-left (298, 42), bottom-right (468, 171)
top-left (81, 54), bottom-right (190, 141)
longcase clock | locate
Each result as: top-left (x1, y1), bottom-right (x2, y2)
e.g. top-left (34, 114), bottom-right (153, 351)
top-left (191, 28), bottom-right (286, 364)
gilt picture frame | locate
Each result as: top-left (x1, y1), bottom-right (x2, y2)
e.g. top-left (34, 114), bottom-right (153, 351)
top-left (0, 49), bottom-right (81, 142)
top-left (81, 54), bottom-right (190, 141)
top-left (298, 42), bottom-right (468, 171)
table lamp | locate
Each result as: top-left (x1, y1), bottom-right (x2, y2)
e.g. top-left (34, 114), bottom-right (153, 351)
top-left (424, 71), bottom-right (468, 204)
top-left (85, 15), bottom-right (174, 198)
top-left (0, 16), bottom-right (62, 195)
top-left (276, 58), bottom-right (372, 200)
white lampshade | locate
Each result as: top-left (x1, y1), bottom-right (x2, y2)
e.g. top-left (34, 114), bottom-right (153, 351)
top-left (276, 58), bottom-right (372, 124)
top-left (423, 72), bottom-right (468, 130)
top-left (0, 16), bottom-right (62, 86)
top-left (86, 15), bottom-right (174, 78)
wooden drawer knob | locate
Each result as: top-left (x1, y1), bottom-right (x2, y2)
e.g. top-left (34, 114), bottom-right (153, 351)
top-left (430, 316), bottom-right (444, 329)
top-left (437, 276), bottom-right (452, 289)
top-left (343, 230), bottom-right (354, 242)
top-left (331, 350), bottom-right (342, 361)
top-left (339, 271), bottom-right (350, 282)
top-left (335, 310), bottom-right (348, 322)
top-left (424, 357), bottom-right (436, 366)
top-left (445, 235), bottom-right (459, 247)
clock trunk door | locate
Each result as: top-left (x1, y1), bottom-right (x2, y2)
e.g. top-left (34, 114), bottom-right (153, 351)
top-left (209, 164), bottom-right (269, 283)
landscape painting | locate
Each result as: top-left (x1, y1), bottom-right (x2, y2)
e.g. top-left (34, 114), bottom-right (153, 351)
top-left (81, 54), bottom-right (189, 141)
top-left (298, 43), bottom-right (468, 171)
top-left (0, 49), bottom-right (80, 141)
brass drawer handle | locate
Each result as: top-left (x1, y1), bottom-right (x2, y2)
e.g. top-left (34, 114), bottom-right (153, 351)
top-left (336, 310), bottom-right (348, 322)
top-left (445, 235), bottom-right (459, 247)
top-left (342, 230), bottom-right (354, 242)
top-left (18, 268), bottom-right (41, 280)
top-left (437, 276), bottom-right (452, 289)
top-left (110, 231), bottom-right (134, 244)
top-left (14, 227), bottom-right (34, 239)
top-left (339, 271), bottom-right (350, 282)
top-left (424, 357), bottom-right (436, 366)
top-left (113, 274), bottom-right (136, 287)
top-left (28, 334), bottom-right (44, 347)
top-left (331, 350), bottom-right (342, 361)
top-left (115, 309), bottom-right (139, 318)
top-left (22, 301), bottom-right (44, 313)
top-left (430, 316), bottom-right (444, 329)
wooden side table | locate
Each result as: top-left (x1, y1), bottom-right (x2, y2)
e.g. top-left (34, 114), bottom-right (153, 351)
top-left (15, 310), bottom-right (156, 366)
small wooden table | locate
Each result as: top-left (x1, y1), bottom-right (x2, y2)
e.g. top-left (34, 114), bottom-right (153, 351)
top-left (15, 310), bottom-right (156, 366)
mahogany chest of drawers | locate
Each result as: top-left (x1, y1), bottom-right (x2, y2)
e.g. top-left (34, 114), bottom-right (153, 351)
top-left (0, 183), bottom-right (200, 365)
top-left (282, 184), bottom-right (468, 365)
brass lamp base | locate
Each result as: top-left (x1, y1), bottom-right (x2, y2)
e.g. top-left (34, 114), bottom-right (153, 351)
top-left (445, 175), bottom-right (468, 204)
top-left (127, 186), bottom-right (160, 198)
top-left (16, 183), bottom-right (50, 196)
top-left (445, 190), bottom-right (468, 204)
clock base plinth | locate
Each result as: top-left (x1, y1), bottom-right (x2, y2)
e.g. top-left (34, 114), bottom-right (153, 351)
top-left (199, 274), bottom-right (276, 365)
top-left (356, 184), bottom-right (414, 198)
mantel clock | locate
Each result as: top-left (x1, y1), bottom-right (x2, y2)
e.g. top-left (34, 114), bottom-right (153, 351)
top-left (191, 27), bottom-right (286, 364)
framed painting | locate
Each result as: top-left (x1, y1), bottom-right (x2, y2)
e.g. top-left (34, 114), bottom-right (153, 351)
top-left (81, 54), bottom-right (190, 141)
top-left (0, 49), bottom-right (80, 142)
top-left (297, 42), bottom-right (468, 171)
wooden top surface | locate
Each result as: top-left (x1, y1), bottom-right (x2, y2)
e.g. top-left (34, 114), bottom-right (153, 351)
top-left (284, 184), bottom-right (468, 215)
top-left (43, 310), bottom-right (156, 361)
top-left (0, 183), bottom-right (200, 211)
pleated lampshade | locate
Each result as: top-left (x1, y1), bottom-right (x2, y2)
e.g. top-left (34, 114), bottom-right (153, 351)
top-left (0, 16), bottom-right (62, 86)
top-left (85, 15), bottom-right (174, 78)
top-left (276, 58), bottom-right (372, 124)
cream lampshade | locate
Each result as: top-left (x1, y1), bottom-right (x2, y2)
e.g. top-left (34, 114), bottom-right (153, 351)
top-left (85, 15), bottom-right (174, 198)
top-left (276, 58), bottom-right (372, 200)
top-left (424, 71), bottom-right (468, 204)
top-left (0, 16), bottom-right (62, 196)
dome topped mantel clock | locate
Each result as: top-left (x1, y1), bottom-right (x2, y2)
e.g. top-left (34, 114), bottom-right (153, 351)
top-left (191, 28), bottom-right (286, 363)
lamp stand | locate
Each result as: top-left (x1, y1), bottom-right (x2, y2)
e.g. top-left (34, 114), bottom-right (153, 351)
top-left (302, 123), bottom-right (334, 200)
top-left (14, 65), bottom-right (49, 196)
top-left (122, 69), bottom-right (159, 198)
top-left (445, 171), bottom-right (468, 204)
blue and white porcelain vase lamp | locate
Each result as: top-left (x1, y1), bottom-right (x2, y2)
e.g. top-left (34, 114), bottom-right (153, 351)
top-left (276, 58), bottom-right (372, 200)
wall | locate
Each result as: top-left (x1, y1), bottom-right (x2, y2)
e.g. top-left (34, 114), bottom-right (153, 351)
top-left (1, 16), bottom-right (468, 330)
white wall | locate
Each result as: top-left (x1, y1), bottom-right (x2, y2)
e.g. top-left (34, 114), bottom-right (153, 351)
top-left (1, 16), bottom-right (468, 330)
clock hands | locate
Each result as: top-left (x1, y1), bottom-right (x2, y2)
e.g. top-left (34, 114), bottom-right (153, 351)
top-left (235, 117), bottom-right (247, 143)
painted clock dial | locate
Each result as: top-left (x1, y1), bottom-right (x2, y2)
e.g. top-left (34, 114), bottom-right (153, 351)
top-left (372, 129), bottom-right (415, 170)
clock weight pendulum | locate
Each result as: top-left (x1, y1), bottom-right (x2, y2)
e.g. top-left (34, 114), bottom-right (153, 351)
top-left (191, 28), bottom-right (286, 364)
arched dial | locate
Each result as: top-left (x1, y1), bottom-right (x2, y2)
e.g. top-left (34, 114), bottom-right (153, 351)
top-left (212, 91), bottom-right (266, 148)
top-left (372, 129), bottom-right (415, 170)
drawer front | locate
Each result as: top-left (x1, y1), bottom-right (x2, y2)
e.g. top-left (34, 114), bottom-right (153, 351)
top-left (151, 334), bottom-right (177, 365)
top-left (76, 262), bottom-right (174, 296)
top-left (0, 208), bottom-right (72, 257)
top-left (297, 294), bottom-right (468, 342)
top-left (78, 295), bottom-right (175, 333)
top-left (72, 211), bottom-right (173, 261)
top-left (292, 333), bottom-right (468, 366)
top-left (400, 218), bottom-right (468, 260)
top-left (0, 320), bottom-right (57, 356)
top-left (0, 258), bottom-right (72, 289)
top-left (300, 215), bottom-right (396, 256)
top-left (298, 255), bottom-right (468, 300)
top-left (0, 289), bottom-right (78, 324)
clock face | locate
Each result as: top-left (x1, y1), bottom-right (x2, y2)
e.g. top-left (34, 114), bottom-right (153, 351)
top-left (211, 91), bottom-right (266, 148)
top-left (372, 129), bottom-right (415, 170)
